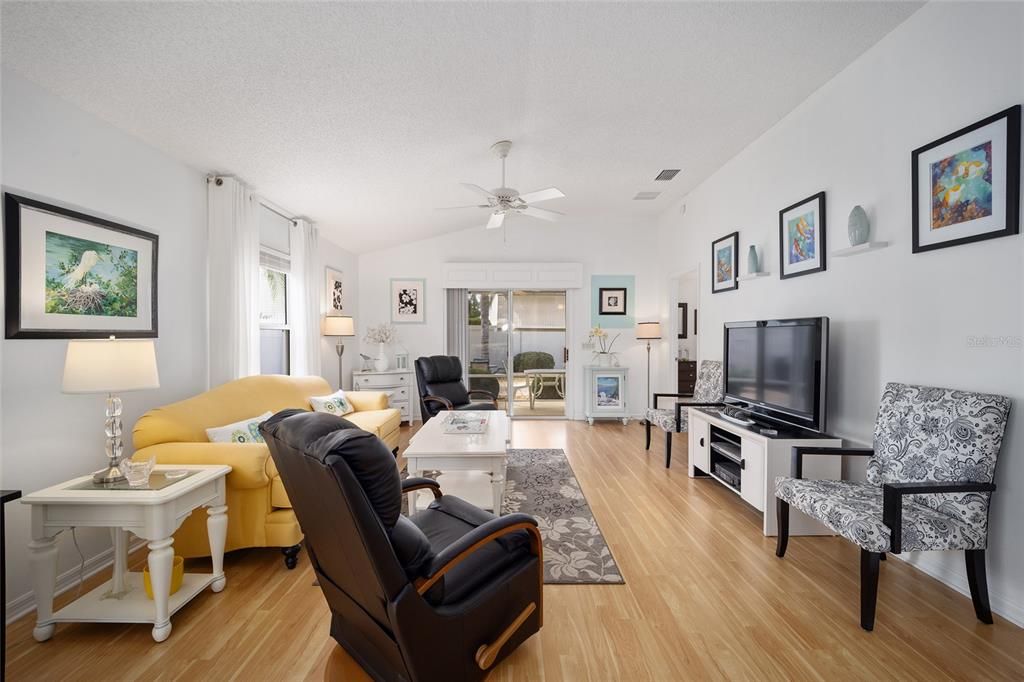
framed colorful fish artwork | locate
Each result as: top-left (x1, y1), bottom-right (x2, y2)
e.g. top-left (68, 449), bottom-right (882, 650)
top-left (779, 192), bottom-right (826, 279)
top-left (711, 232), bottom-right (739, 293)
top-left (912, 105), bottom-right (1020, 253)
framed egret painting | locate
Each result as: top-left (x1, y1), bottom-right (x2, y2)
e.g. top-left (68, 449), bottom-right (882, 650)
top-left (912, 105), bottom-right (1020, 253)
top-left (4, 193), bottom-right (158, 339)
top-left (711, 232), bottom-right (739, 293)
top-left (779, 192), bottom-right (826, 279)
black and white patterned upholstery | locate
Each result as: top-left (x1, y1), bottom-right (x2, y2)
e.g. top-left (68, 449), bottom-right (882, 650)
top-left (775, 382), bottom-right (1011, 553)
top-left (644, 360), bottom-right (724, 433)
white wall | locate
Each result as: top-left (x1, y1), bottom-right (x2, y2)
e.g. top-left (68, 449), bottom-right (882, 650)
top-left (1, 71), bottom-right (209, 614)
top-left (319, 238), bottom-right (360, 389)
top-left (358, 217), bottom-right (664, 420)
top-left (656, 2), bottom-right (1024, 623)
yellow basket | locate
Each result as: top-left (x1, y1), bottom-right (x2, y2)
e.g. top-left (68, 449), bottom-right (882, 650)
top-left (143, 556), bottom-right (185, 599)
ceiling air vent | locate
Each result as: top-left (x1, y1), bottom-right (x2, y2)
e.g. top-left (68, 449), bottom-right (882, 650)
top-left (655, 169), bottom-right (681, 181)
top-left (633, 191), bottom-right (661, 200)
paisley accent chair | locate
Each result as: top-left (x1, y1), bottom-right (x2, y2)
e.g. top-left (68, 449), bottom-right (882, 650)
top-left (775, 382), bottom-right (1011, 631)
top-left (644, 360), bottom-right (724, 468)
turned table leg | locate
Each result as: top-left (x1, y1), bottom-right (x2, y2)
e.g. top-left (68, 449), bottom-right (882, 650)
top-left (28, 536), bottom-right (59, 642)
top-left (147, 537), bottom-right (175, 642)
top-left (207, 505), bottom-right (228, 593)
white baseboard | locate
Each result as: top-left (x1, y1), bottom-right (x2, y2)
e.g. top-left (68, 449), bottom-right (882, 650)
top-left (894, 553), bottom-right (1024, 628)
top-left (6, 539), bottom-right (147, 626)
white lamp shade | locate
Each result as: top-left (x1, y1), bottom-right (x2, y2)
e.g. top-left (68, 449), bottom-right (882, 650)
top-left (635, 322), bottom-right (662, 340)
top-left (322, 315), bottom-right (355, 337)
top-left (62, 339), bottom-right (160, 394)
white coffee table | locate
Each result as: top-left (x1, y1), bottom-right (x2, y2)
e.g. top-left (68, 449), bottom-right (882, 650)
top-left (405, 411), bottom-right (510, 513)
top-left (21, 464), bottom-right (231, 643)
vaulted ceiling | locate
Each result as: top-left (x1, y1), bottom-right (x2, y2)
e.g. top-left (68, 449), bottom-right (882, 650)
top-left (1, 1), bottom-right (921, 252)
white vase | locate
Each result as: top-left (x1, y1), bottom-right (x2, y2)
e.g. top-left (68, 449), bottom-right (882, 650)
top-left (374, 342), bottom-right (389, 372)
top-left (595, 352), bottom-right (611, 367)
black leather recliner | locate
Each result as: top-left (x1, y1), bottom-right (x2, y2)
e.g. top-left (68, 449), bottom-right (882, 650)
top-left (260, 410), bottom-right (543, 681)
top-left (415, 355), bottom-right (498, 421)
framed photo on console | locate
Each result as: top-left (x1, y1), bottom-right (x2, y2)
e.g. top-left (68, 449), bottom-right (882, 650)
top-left (779, 192), bottom-right (826, 279)
top-left (911, 105), bottom-right (1021, 253)
top-left (711, 232), bottom-right (738, 293)
top-left (4, 193), bottom-right (158, 339)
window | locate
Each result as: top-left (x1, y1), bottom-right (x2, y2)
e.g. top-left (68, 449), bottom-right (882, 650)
top-left (258, 202), bottom-right (293, 376)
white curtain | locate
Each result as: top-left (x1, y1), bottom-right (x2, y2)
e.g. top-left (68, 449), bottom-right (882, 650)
top-left (445, 288), bottom-right (469, 383)
top-left (207, 176), bottom-right (261, 387)
top-left (288, 219), bottom-right (321, 377)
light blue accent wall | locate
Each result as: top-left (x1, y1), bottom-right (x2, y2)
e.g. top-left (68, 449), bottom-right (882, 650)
top-left (590, 274), bottom-right (635, 328)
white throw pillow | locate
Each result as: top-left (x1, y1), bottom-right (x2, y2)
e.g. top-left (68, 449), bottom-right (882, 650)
top-left (205, 411), bottom-right (274, 444)
top-left (310, 389), bottom-right (355, 417)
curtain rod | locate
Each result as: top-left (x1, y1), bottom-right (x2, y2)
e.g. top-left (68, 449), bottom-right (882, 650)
top-left (208, 175), bottom-right (297, 226)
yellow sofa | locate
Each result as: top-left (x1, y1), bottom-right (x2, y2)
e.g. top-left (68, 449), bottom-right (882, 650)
top-left (132, 375), bottom-right (401, 566)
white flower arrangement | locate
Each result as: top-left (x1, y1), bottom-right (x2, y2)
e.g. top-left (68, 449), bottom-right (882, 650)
top-left (588, 325), bottom-right (620, 353)
top-left (364, 323), bottom-right (397, 345)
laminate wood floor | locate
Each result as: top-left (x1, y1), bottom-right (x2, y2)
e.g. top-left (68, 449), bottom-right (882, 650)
top-left (6, 420), bottom-right (1024, 680)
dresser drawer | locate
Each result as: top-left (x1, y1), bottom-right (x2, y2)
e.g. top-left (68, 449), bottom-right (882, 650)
top-left (394, 402), bottom-right (411, 420)
top-left (356, 372), bottom-right (411, 389)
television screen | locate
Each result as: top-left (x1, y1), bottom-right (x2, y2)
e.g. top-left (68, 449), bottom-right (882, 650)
top-left (724, 318), bottom-right (827, 430)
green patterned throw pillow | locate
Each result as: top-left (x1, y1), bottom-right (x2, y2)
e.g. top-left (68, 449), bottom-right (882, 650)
top-left (205, 411), bottom-right (274, 444)
top-left (309, 389), bottom-right (355, 417)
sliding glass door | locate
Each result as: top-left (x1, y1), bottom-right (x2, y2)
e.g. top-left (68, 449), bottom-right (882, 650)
top-left (462, 289), bottom-right (567, 418)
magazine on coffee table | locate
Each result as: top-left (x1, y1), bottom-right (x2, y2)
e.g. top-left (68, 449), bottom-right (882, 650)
top-left (442, 413), bottom-right (489, 434)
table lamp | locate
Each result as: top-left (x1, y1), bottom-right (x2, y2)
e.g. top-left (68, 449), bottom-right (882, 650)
top-left (62, 337), bottom-right (160, 484)
top-left (322, 315), bottom-right (355, 388)
top-left (635, 322), bottom-right (662, 409)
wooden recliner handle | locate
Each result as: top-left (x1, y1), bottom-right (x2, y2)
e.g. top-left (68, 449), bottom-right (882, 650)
top-left (475, 602), bottom-right (537, 670)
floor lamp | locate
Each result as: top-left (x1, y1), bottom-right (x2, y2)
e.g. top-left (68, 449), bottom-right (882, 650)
top-left (322, 315), bottom-right (355, 389)
top-left (635, 322), bottom-right (662, 410)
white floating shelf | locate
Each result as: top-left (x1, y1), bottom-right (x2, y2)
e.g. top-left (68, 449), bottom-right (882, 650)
top-left (737, 272), bottom-right (771, 281)
top-left (832, 241), bottom-right (889, 258)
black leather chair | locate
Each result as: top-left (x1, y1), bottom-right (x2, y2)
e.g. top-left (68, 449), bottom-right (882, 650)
top-left (415, 355), bottom-right (498, 421)
top-left (260, 410), bottom-right (543, 681)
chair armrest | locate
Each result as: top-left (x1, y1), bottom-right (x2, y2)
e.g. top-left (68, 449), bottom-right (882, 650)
top-left (423, 395), bottom-right (454, 411)
top-left (467, 389), bottom-right (498, 404)
top-left (653, 392), bottom-right (690, 407)
top-left (347, 390), bottom-right (389, 411)
top-left (133, 442), bottom-right (268, 489)
top-left (882, 481), bottom-right (996, 554)
top-left (673, 402), bottom-right (726, 429)
top-left (415, 513), bottom-right (542, 596)
top-left (791, 446), bottom-right (874, 479)
top-left (402, 477), bottom-right (442, 500)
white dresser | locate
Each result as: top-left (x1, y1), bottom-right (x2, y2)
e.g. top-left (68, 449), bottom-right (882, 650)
top-left (352, 369), bottom-right (416, 424)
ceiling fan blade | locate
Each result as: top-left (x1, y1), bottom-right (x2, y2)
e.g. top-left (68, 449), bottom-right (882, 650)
top-left (436, 204), bottom-right (491, 210)
top-left (486, 212), bottom-right (506, 230)
top-left (518, 206), bottom-right (563, 222)
top-left (462, 183), bottom-right (496, 199)
top-left (518, 187), bottom-right (565, 204)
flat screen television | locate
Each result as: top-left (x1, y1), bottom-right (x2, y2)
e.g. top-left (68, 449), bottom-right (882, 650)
top-left (723, 317), bottom-right (828, 433)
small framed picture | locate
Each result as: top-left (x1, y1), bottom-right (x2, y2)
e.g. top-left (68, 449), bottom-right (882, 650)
top-left (912, 105), bottom-right (1020, 253)
top-left (325, 267), bottom-right (344, 314)
top-left (779, 192), bottom-right (826, 279)
top-left (391, 278), bottom-right (425, 323)
top-left (598, 287), bottom-right (627, 315)
top-left (711, 232), bottom-right (739, 293)
top-left (4, 193), bottom-right (158, 339)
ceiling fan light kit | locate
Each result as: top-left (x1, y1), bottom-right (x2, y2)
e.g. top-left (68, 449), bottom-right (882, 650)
top-left (437, 140), bottom-right (566, 229)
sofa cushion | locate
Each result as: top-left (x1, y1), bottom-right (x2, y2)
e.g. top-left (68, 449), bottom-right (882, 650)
top-left (345, 409), bottom-right (401, 438)
top-left (270, 474), bottom-right (292, 508)
top-left (205, 411), bottom-right (273, 443)
top-left (309, 389), bottom-right (355, 416)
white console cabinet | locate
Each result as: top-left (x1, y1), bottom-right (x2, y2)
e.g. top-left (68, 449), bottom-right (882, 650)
top-left (688, 407), bottom-right (842, 536)
top-left (353, 369), bottom-right (415, 424)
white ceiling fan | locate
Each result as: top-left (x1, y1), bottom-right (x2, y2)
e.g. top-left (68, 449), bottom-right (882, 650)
top-left (439, 140), bottom-right (565, 229)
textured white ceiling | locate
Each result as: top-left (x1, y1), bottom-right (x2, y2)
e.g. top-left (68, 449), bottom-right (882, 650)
top-left (1, 1), bottom-right (920, 253)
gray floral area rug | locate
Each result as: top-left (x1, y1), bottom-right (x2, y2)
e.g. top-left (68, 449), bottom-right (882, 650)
top-left (402, 448), bottom-right (623, 585)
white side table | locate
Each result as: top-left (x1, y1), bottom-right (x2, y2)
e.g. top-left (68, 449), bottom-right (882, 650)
top-left (584, 365), bottom-right (630, 425)
top-left (21, 464), bottom-right (231, 643)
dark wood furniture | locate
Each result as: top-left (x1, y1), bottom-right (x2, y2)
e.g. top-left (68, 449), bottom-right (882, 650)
top-left (676, 360), bottom-right (696, 396)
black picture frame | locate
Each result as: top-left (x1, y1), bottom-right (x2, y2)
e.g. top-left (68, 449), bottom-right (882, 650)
top-left (4, 193), bottom-right (159, 339)
top-left (677, 302), bottom-right (688, 339)
top-left (911, 105), bottom-right (1021, 254)
top-left (598, 287), bottom-right (627, 315)
top-left (711, 231), bottom-right (739, 293)
top-left (778, 192), bottom-right (827, 279)
top-left (693, 308), bottom-right (698, 336)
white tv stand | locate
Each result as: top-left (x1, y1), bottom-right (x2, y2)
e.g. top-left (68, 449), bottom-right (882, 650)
top-left (688, 407), bottom-right (842, 536)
